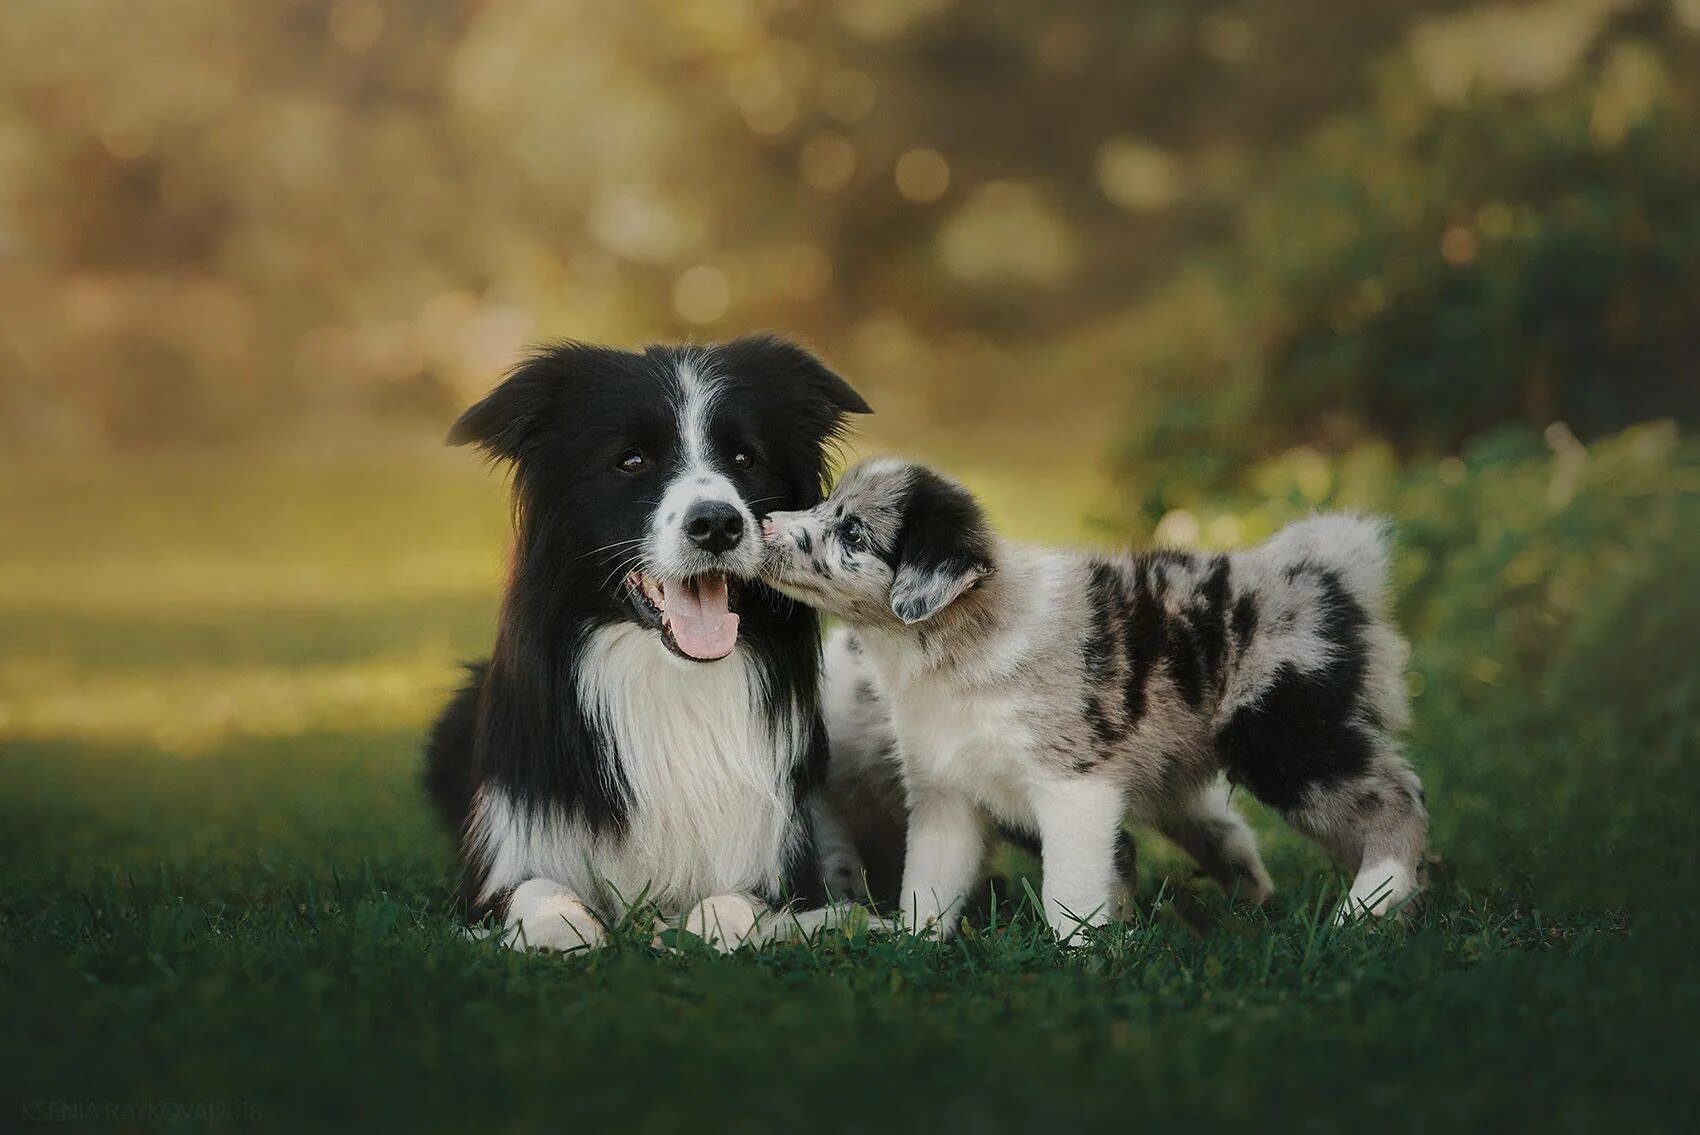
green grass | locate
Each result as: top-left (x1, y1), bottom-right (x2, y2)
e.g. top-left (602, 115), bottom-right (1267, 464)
top-left (3, 444), bottom-right (1697, 1132)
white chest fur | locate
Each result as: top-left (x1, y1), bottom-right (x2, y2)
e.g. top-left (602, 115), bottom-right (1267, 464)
top-left (476, 624), bottom-right (802, 914)
top-left (864, 639), bottom-right (1042, 829)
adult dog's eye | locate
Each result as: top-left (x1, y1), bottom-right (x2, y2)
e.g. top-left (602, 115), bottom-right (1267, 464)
top-left (731, 449), bottom-right (755, 469)
top-left (617, 449), bottom-right (647, 473)
top-left (839, 518), bottom-right (867, 551)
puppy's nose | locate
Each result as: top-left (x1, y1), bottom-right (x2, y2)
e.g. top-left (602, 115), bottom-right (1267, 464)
top-left (684, 501), bottom-right (745, 554)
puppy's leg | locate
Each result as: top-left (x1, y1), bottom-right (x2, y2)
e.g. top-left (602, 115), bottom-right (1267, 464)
top-left (1031, 776), bottom-right (1127, 942)
top-left (504, 878), bottom-right (607, 952)
top-left (899, 786), bottom-right (985, 937)
top-left (1286, 750), bottom-right (1428, 923)
top-left (811, 795), bottom-right (871, 904)
top-left (680, 892), bottom-right (768, 953)
top-left (1109, 830), bottom-right (1139, 920)
top-left (1154, 779), bottom-right (1274, 905)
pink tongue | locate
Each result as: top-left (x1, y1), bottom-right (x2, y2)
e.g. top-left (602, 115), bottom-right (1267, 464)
top-left (666, 576), bottom-right (739, 660)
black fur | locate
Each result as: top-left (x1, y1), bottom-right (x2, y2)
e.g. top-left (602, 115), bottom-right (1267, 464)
top-left (1081, 552), bottom-right (1377, 813)
top-left (1214, 567), bottom-right (1376, 811)
top-left (422, 337), bottom-right (868, 918)
top-left (887, 467), bottom-right (995, 624)
top-left (423, 663), bottom-right (485, 836)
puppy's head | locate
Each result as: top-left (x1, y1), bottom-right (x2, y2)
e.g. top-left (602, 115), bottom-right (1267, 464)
top-left (449, 336), bottom-right (869, 661)
top-left (761, 458), bottom-right (994, 628)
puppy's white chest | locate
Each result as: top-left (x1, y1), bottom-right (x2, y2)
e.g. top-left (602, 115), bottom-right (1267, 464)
top-left (892, 678), bottom-right (1037, 821)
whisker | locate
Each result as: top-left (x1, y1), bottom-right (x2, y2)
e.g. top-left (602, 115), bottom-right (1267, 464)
top-left (575, 537), bottom-right (648, 563)
top-left (598, 553), bottom-right (647, 595)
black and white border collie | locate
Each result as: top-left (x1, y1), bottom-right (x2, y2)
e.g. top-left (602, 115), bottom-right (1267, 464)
top-left (424, 336), bottom-right (870, 950)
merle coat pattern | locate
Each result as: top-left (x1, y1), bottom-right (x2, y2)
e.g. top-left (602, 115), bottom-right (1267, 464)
top-left (816, 625), bottom-right (1137, 916)
top-left (424, 337), bottom-right (869, 951)
top-left (762, 458), bottom-right (1427, 938)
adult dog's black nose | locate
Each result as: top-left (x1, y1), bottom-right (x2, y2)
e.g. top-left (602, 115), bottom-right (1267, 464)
top-left (684, 501), bottom-right (745, 554)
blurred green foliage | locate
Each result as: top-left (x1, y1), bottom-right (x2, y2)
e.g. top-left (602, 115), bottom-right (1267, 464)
top-left (18, 0), bottom-right (1699, 463)
top-left (1103, 417), bottom-right (1699, 909)
top-left (1116, 11), bottom-right (1700, 516)
top-left (1386, 422), bottom-right (1699, 910)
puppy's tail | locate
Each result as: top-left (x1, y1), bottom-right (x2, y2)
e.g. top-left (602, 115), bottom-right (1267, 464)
top-left (1264, 513), bottom-right (1393, 613)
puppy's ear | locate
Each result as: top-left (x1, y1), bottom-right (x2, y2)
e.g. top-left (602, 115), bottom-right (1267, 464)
top-left (722, 334), bottom-right (872, 417)
top-left (448, 343), bottom-right (609, 461)
top-left (889, 468), bottom-right (994, 625)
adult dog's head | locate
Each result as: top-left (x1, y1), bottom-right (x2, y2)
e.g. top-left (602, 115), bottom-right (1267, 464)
top-left (450, 336), bottom-right (870, 661)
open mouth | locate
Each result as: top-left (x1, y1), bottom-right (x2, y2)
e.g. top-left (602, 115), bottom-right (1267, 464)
top-left (625, 571), bottom-right (741, 662)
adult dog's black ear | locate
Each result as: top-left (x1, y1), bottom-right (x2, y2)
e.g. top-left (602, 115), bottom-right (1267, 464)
top-left (889, 467), bottom-right (994, 625)
top-left (447, 343), bottom-right (605, 461)
top-left (722, 334), bottom-right (872, 419)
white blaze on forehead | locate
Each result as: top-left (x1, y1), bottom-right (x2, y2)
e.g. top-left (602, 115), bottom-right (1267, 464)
top-left (674, 357), bottom-right (720, 466)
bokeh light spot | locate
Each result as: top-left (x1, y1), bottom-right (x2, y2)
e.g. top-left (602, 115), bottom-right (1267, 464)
top-left (98, 112), bottom-right (156, 162)
top-left (1154, 510), bottom-right (1201, 548)
top-left (673, 265), bottom-right (732, 324)
top-left (801, 132), bottom-right (857, 191)
top-left (1095, 138), bottom-right (1181, 212)
top-left (589, 188), bottom-right (703, 264)
top-left (937, 181), bottom-right (1077, 285)
top-left (1441, 225), bottom-right (1478, 266)
top-left (894, 147), bottom-right (950, 203)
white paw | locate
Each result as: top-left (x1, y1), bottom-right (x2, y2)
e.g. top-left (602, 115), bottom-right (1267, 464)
top-left (1337, 859), bottom-right (1415, 924)
top-left (1047, 908), bottom-right (1110, 945)
top-left (506, 880), bottom-right (606, 952)
top-left (776, 903), bottom-right (894, 939)
top-left (680, 893), bottom-right (766, 953)
top-left (896, 912), bottom-right (957, 940)
top-left (896, 892), bottom-right (963, 939)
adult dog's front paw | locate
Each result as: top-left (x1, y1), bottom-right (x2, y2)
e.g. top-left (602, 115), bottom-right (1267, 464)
top-left (680, 893), bottom-right (766, 953)
top-left (505, 879), bottom-right (606, 952)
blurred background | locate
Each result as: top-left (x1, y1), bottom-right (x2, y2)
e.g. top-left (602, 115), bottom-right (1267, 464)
top-left (7, 0), bottom-right (1698, 472)
top-left (2, 1), bottom-right (1696, 912)
top-left (4, 8), bottom-right (1699, 1121)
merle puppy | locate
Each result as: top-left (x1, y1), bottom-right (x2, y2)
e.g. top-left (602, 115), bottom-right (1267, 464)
top-left (814, 625), bottom-right (1138, 918)
top-left (424, 337), bottom-right (869, 951)
top-left (762, 458), bottom-right (1427, 939)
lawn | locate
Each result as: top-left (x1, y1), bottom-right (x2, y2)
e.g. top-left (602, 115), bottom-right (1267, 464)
top-left (3, 435), bottom-right (1697, 1133)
